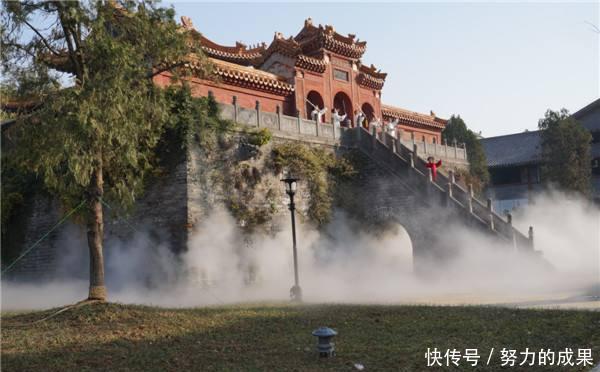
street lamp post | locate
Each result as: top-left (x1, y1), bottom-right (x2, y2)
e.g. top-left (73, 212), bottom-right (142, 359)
top-left (281, 176), bottom-right (301, 302)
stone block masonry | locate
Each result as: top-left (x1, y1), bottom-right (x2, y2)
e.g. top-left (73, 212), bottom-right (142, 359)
top-left (5, 105), bottom-right (534, 280)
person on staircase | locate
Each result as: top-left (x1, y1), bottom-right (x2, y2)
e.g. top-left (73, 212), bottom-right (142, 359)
top-left (425, 156), bottom-right (442, 181)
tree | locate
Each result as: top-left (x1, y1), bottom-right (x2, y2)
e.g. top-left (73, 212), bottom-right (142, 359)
top-left (442, 115), bottom-right (490, 187)
top-left (538, 109), bottom-right (592, 196)
top-left (1, 0), bottom-right (209, 301)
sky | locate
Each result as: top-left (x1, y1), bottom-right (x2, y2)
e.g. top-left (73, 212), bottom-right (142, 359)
top-left (162, 1), bottom-right (599, 138)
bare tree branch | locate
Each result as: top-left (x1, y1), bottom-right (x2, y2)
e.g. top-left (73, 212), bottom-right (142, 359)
top-left (23, 19), bottom-right (60, 55)
top-left (146, 61), bottom-right (189, 79)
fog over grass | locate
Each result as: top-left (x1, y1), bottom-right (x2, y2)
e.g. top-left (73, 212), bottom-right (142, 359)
top-left (2, 191), bottom-right (598, 310)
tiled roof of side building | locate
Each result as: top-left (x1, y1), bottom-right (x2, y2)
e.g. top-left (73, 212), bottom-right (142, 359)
top-left (572, 98), bottom-right (600, 132)
top-left (481, 130), bottom-right (542, 168)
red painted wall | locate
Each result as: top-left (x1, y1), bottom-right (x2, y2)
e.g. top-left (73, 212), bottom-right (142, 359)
top-left (154, 73), bottom-right (295, 115)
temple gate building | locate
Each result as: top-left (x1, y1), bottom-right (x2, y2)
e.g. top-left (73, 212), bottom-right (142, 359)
top-left (153, 17), bottom-right (447, 145)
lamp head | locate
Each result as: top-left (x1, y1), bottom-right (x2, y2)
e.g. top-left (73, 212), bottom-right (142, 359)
top-left (281, 177), bottom-right (298, 196)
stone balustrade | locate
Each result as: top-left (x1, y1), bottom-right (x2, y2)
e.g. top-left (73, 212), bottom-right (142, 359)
top-left (218, 99), bottom-right (468, 163)
top-left (358, 126), bottom-right (533, 251)
top-left (218, 100), bottom-right (344, 141)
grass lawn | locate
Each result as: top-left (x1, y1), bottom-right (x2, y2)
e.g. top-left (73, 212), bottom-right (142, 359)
top-left (2, 302), bottom-right (599, 371)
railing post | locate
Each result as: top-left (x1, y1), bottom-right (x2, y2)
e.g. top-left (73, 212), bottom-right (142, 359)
top-left (449, 170), bottom-right (455, 184)
top-left (391, 136), bottom-right (397, 153)
top-left (447, 182), bottom-right (453, 201)
top-left (413, 143), bottom-right (418, 158)
top-left (462, 142), bottom-right (467, 160)
top-left (232, 96), bottom-right (238, 123)
top-left (371, 125), bottom-right (377, 149)
top-left (528, 226), bottom-right (534, 249)
top-left (314, 113), bottom-right (320, 137)
top-left (468, 183), bottom-right (474, 198)
top-left (487, 198), bottom-right (494, 230)
top-left (296, 110), bottom-right (301, 134)
top-left (467, 194), bottom-right (473, 214)
top-left (506, 212), bottom-right (517, 249)
top-left (428, 168), bottom-right (433, 183)
top-left (276, 105), bottom-right (282, 131)
top-left (256, 100), bottom-right (261, 127)
top-left (444, 139), bottom-right (448, 158)
top-left (409, 152), bottom-right (415, 168)
top-left (453, 138), bottom-right (458, 159)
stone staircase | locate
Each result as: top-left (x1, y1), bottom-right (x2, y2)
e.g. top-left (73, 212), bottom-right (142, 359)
top-left (216, 101), bottom-right (535, 252)
top-left (357, 126), bottom-right (535, 251)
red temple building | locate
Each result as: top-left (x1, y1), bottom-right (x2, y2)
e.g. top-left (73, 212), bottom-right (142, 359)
top-left (153, 17), bottom-right (447, 144)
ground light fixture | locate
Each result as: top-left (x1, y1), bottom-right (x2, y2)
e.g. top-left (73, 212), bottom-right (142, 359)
top-left (312, 327), bottom-right (338, 357)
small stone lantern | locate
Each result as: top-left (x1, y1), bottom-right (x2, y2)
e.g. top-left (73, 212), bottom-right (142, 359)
top-left (312, 327), bottom-right (337, 357)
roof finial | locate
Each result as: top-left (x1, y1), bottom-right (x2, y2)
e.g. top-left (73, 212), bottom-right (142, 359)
top-left (430, 110), bottom-right (436, 117)
top-left (305, 18), bottom-right (313, 27)
top-left (180, 16), bottom-right (195, 30)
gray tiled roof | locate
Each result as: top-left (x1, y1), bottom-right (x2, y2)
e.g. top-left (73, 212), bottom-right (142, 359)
top-left (573, 98), bottom-right (600, 132)
top-left (481, 130), bottom-right (542, 168)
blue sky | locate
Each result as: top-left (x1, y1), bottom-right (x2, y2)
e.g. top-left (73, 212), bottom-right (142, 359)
top-left (164, 1), bottom-right (598, 137)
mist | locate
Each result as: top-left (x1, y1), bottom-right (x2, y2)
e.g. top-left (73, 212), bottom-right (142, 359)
top-left (2, 191), bottom-right (599, 310)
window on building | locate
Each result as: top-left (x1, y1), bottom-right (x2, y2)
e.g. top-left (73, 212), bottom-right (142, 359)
top-left (490, 167), bottom-right (523, 185)
top-left (593, 158), bottom-right (600, 175)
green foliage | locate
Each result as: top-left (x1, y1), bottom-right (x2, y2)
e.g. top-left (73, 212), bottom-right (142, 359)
top-left (0, 152), bottom-right (40, 263)
top-left (272, 143), bottom-right (356, 226)
top-left (224, 160), bottom-right (274, 232)
top-left (3, 1), bottom-right (207, 211)
top-left (246, 128), bottom-right (272, 147)
top-left (442, 115), bottom-right (490, 185)
top-left (161, 86), bottom-right (232, 157)
top-left (538, 109), bottom-right (592, 196)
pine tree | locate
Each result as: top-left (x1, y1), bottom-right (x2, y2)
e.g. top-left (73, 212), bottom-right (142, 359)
top-left (442, 115), bottom-right (490, 187)
top-left (1, 0), bottom-right (209, 300)
top-left (538, 109), bottom-right (592, 196)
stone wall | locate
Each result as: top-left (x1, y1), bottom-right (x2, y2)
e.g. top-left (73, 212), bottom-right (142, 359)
top-left (5, 106), bottom-right (534, 280)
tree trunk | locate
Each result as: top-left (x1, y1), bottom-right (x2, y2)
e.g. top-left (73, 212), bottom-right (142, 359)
top-left (87, 163), bottom-right (107, 301)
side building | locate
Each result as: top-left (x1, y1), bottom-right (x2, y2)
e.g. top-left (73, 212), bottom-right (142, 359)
top-left (481, 98), bottom-right (600, 212)
top-left (573, 98), bottom-right (600, 202)
top-left (481, 131), bottom-right (543, 214)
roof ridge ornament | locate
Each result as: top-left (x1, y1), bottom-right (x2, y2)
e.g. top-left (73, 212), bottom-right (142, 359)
top-left (181, 16), bottom-right (195, 31)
